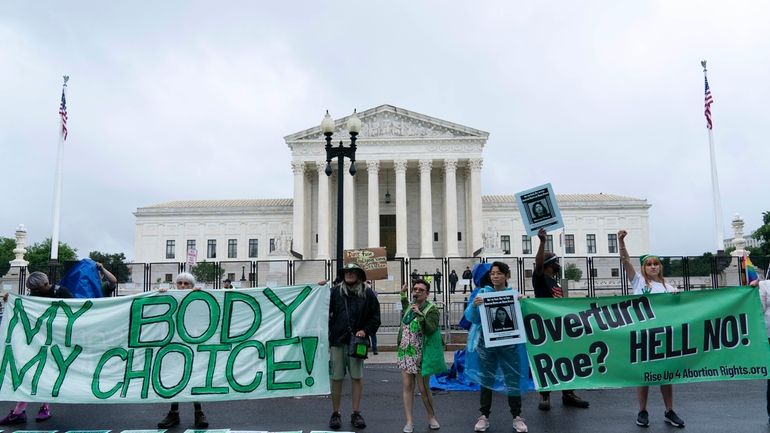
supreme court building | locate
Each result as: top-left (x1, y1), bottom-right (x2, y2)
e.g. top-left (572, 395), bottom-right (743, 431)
top-left (134, 105), bottom-right (651, 268)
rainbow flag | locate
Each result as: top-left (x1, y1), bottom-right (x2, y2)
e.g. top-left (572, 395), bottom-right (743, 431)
top-left (742, 255), bottom-right (759, 285)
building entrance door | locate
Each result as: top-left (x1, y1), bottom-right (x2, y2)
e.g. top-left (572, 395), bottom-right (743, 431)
top-left (379, 214), bottom-right (396, 259)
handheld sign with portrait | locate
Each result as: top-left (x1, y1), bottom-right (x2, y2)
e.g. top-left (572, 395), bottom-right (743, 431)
top-left (515, 183), bottom-right (564, 236)
top-left (343, 247), bottom-right (388, 281)
top-left (478, 291), bottom-right (526, 347)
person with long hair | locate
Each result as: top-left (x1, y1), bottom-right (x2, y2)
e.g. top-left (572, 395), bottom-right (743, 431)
top-left (464, 262), bottom-right (529, 432)
top-left (618, 230), bottom-right (685, 429)
top-left (397, 279), bottom-right (446, 433)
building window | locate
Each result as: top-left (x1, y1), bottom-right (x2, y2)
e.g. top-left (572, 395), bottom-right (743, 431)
top-left (207, 239), bottom-right (216, 259)
top-left (228, 239), bottom-right (237, 259)
top-left (501, 235), bottom-right (511, 255)
top-left (608, 233), bottom-right (618, 254)
top-left (565, 234), bottom-right (575, 254)
top-left (611, 268), bottom-right (620, 277)
top-left (227, 272), bottom-right (236, 281)
top-left (269, 238), bottom-right (276, 253)
top-left (433, 232), bottom-right (439, 242)
top-left (586, 234), bottom-right (597, 254)
top-left (524, 269), bottom-right (533, 278)
top-left (248, 239), bottom-right (259, 258)
top-left (457, 232), bottom-right (462, 241)
top-left (164, 273), bottom-right (173, 283)
top-left (590, 268), bottom-right (598, 277)
top-left (522, 236), bottom-right (532, 255)
top-left (186, 239), bottom-right (196, 253)
top-left (165, 240), bottom-right (175, 259)
top-left (546, 235), bottom-right (554, 253)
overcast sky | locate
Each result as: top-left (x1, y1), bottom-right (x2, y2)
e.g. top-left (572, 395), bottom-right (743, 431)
top-left (2, 1), bottom-right (768, 259)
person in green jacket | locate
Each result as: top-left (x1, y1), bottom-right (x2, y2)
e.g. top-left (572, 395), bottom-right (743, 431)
top-left (397, 279), bottom-right (447, 433)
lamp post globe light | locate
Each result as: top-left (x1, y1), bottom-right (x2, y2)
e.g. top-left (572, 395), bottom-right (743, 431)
top-left (322, 109), bottom-right (361, 279)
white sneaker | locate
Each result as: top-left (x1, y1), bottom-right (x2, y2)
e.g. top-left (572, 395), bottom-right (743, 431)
top-left (512, 416), bottom-right (528, 432)
top-left (474, 415), bottom-right (489, 432)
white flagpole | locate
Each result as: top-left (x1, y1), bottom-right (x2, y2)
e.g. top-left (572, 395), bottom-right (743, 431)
top-left (50, 75), bottom-right (69, 261)
top-left (702, 61), bottom-right (724, 252)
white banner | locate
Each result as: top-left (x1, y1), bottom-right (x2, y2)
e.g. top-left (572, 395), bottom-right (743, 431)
top-left (0, 285), bottom-right (330, 403)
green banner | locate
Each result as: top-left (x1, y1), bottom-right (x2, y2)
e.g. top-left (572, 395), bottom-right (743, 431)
top-left (520, 287), bottom-right (770, 391)
top-left (0, 286), bottom-right (329, 403)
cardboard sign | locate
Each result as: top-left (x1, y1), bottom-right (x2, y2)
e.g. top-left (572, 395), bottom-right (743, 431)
top-left (514, 183), bottom-right (564, 236)
top-left (343, 248), bottom-right (388, 281)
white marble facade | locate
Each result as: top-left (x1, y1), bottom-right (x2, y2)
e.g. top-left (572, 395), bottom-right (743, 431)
top-left (134, 105), bottom-right (650, 263)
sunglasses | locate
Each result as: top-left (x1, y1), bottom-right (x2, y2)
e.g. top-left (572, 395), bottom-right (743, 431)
top-left (176, 281), bottom-right (192, 286)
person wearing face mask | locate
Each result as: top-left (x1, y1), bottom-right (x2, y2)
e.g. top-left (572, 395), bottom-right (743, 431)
top-left (619, 230), bottom-right (685, 429)
top-left (532, 228), bottom-right (590, 411)
top-left (397, 279), bottom-right (446, 433)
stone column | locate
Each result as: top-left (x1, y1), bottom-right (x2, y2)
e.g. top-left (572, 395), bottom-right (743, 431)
top-left (468, 158), bottom-right (483, 255)
top-left (419, 159), bottom-right (434, 258)
top-left (291, 161), bottom-right (305, 258)
top-left (367, 160), bottom-right (380, 247)
top-left (394, 159), bottom-right (408, 258)
top-left (444, 159), bottom-right (459, 257)
top-left (343, 160), bottom-right (356, 249)
top-left (316, 161), bottom-right (330, 259)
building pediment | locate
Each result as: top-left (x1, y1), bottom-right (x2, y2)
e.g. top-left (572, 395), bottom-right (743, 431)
top-left (285, 104), bottom-right (489, 142)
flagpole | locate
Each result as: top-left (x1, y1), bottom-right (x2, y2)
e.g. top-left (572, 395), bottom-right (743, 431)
top-left (701, 61), bottom-right (724, 252)
top-left (50, 75), bottom-right (69, 262)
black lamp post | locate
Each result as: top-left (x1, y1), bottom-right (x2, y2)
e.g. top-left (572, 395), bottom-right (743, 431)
top-left (322, 109), bottom-right (361, 279)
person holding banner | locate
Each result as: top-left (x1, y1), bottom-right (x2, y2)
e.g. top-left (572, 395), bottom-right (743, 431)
top-left (464, 262), bottom-right (530, 433)
top-left (618, 230), bottom-right (685, 429)
top-left (156, 272), bottom-right (209, 429)
top-left (328, 262), bottom-right (381, 430)
top-left (532, 228), bottom-right (591, 411)
top-left (0, 271), bottom-right (69, 426)
top-left (397, 279), bottom-right (446, 433)
top-left (759, 278), bottom-right (770, 424)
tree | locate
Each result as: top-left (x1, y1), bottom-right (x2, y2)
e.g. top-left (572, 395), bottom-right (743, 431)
top-left (752, 211), bottom-right (770, 256)
top-left (564, 263), bottom-right (583, 282)
top-left (25, 238), bottom-right (78, 273)
top-left (89, 251), bottom-right (130, 283)
top-left (0, 237), bottom-right (17, 277)
top-left (190, 261), bottom-right (222, 284)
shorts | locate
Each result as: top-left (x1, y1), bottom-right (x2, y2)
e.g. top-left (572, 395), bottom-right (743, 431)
top-left (329, 345), bottom-right (364, 380)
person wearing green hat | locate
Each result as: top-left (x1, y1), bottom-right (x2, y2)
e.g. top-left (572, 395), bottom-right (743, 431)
top-left (327, 262), bottom-right (381, 430)
top-left (618, 229), bottom-right (685, 429)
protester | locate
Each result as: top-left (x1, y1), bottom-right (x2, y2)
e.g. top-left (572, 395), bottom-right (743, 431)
top-left (157, 272), bottom-right (209, 429)
top-left (397, 279), bottom-right (446, 433)
top-left (449, 269), bottom-right (459, 294)
top-left (760, 278), bottom-right (770, 425)
top-left (618, 230), bottom-right (685, 428)
top-left (367, 280), bottom-right (379, 355)
top-left (464, 262), bottom-right (529, 432)
top-left (532, 228), bottom-right (590, 411)
top-left (222, 278), bottom-right (233, 289)
top-left (462, 266), bottom-right (473, 293)
top-left (0, 271), bottom-right (69, 425)
top-left (96, 262), bottom-right (118, 297)
top-left (328, 263), bottom-right (381, 430)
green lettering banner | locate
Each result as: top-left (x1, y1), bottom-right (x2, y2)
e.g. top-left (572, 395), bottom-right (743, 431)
top-left (520, 287), bottom-right (770, 391)
top-left (0, 286), bottom-right (329, 403)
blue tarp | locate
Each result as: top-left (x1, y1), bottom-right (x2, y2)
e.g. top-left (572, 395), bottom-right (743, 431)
top-left (59, 258), bottom-right (103, 298)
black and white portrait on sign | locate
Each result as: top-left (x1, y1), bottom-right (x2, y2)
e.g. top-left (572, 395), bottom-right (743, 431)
top-left (515, 183), bottom-right (564, 236)
top-left (478, 291), bottom-right (525, 347)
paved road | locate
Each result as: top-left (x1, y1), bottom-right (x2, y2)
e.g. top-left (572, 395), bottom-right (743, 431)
top-left (0, 360), bottom-right (766, 433)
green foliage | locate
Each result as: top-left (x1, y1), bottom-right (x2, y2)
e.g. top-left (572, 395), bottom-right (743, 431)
top-left (0, 237), bottom-right (17, 277)
top-left (564, 263), bottom-right (583, 282)
top-left (89, 251), bottom-right (130, 283)
top-left (190, 261), bottom-right (222, 284)
top-left (752, 211), bottom-right (770, 256)
top-left (25, 238), bottom-right (78, 273)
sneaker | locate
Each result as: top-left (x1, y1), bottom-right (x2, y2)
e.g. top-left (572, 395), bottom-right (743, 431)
top-left (194, 410), bottom-right (208, 428)
top-left (562, 391), bottom-right (590, 408)
top-left (636, 410), bottom-right (649, 427)
top-left (403, 423), bottom-right (414, 433)
top-left (329, 411), bottom-right (342, 430)
top-left (538, 397), bottom-right (551, 411)
top-left (474, 414), bottom-right (489, 432)
top-left (36, 405), bottom-right (52, 422)
top-left (664, 410), bottom-right (685, 428)
top-left (0, 410), bottom-right (26, 426)
top-left (512, 416), bottom-right (528, 432)
top-left (429, 418), bottom-right (440, 430)
top-left (157, 411), bottom-right (180, 429)
top-left (351, 411), bottom-right (366, 429)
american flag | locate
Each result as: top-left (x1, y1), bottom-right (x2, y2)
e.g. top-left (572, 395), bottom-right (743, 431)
top-left (59, 87), bottom-right (68, 140)
top-left (704, 76), bottom-right (714, 130)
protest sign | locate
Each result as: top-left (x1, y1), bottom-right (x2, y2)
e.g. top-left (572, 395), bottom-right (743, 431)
top-left (514, 183), bottom-right (564, 236)
top-left (477, 291), bottom-right (525, 347)
top-left (0, 285), bottom-right (329, 403)
top-left (520, 287), bottom-right (770, 391)
top-left (343, 248), bottom-right (388, 280)
top-left (186, 248), bottom-right (198, 267)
